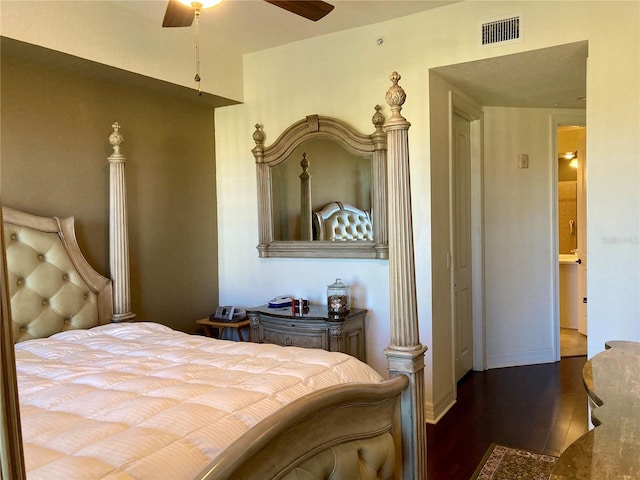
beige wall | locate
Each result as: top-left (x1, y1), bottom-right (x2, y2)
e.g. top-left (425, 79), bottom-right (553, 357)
top-left (1, 39), bottom-right (220, 333)
top-left (216, 1), bottom-right (639, 421)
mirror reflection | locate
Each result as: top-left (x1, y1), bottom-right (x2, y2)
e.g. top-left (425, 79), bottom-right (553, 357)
top-left (272, 139), bottom-right (371, 241)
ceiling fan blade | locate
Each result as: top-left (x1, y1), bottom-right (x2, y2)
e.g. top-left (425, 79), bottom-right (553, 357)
top-left (162, 0), bottom-right (195, 27)
top-left (264, 1), bottom-right (334, 21)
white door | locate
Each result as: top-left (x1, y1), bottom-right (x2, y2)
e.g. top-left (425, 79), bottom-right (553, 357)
top-left (576, 128), bottom-right (587, 335)
top-left (453, 113), bottom-right (473, 381)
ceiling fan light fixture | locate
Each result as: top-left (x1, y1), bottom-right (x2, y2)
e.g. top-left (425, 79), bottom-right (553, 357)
top-left (177, 0), bottom-right (222, 9)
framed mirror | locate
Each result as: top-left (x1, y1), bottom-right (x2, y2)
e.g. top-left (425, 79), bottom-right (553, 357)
top-left (251, 107), bottom-right (388, 259)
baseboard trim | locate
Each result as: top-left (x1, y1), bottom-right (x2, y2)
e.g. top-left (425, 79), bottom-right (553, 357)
top-left (424, 384), bottom-right (456, 424)
top-left (486, 348), bottom-right (555, 369)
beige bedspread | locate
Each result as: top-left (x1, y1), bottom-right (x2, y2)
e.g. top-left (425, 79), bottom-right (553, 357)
top-left (16, 322), bottom-right (382, 480)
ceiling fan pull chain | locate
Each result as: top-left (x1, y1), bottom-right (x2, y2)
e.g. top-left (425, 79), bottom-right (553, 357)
top-left (161, 0), bottom-right (335, 95)
top-left (193, 5), bottom-right (202, 95)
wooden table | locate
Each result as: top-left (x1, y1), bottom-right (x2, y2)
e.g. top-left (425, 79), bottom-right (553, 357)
top-left (196, 317), bottom-right (250, 341)
top-left (551, 340), bottom-right (640, 479)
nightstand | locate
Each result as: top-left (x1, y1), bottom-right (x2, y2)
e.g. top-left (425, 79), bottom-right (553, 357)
top-left (196, 317), bottom-right (250, 341)
top-left (246, 305), bottom-right (366, 362)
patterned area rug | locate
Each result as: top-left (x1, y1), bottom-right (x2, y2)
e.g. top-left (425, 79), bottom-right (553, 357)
top-left (471, 444), bottom-right (558, 480)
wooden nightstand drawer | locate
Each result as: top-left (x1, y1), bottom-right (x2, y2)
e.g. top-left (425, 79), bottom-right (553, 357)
top-left (262, 323), bottom-right (328, 349)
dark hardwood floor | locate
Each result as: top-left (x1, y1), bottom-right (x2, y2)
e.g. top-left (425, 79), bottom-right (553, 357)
top-left (426, 356), bottom-right (589, 480)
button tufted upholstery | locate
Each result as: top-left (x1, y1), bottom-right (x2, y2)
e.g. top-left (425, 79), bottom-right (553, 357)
top-left (281, 432), bottom-right (396, 480)
top-left (313, 202), bottom-right (373, 241)
top-left (3, 207), bottom-right (112, 343)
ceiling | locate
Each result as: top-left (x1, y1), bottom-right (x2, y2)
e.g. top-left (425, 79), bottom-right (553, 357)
top-left (116, 0), bottom-right (587, 109)
top-left (5, 1), bottom-right (587, 110)
top-left (118, 1), bottom-right (461, 55)
top-left (432, 41), bottom-right (588, 109)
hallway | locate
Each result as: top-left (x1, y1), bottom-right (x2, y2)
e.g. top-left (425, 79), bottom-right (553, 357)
top-left (560, 327), bottom-right (587, 357)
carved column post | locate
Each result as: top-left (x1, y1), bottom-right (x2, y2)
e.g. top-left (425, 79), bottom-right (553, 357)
top-left (371, 105), bottom-right (388, 259)
top-left (329, 324), bottom-right (345, 353)
top-left (299, 153), bottom-right (312, 241)
top-left (108, 123), bottom-right (135, 323)
top-left (252, 124), bottom-right (272, 257)
top-left (0, 207), bottom-right (26, 480)
top-left (383, 72), bottom-right (427, 480)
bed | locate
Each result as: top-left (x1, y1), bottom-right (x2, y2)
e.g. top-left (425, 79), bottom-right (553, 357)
top-left (0, 72), bottom-right (426, 480)
top-left (15, 321), bottom-right (395, 479)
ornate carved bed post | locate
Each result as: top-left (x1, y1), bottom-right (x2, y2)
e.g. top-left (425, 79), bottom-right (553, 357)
top-left (299, 154), bottom-right (312, 241)
top-left (371, 105), bottom-right (388, 259)
top-left (108, 123), bottom-right (135, 322)
top-left (0, 208), bottom-right (26, 480)
top-left (383, 72), bottom-right (428, 480)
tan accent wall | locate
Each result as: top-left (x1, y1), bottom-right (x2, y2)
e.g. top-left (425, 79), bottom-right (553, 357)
top-left (1, 38), bottom-right (223, 333)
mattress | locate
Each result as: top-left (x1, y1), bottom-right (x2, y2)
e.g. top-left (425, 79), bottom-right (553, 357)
top-left (16, 322), bottom-right (383, 480)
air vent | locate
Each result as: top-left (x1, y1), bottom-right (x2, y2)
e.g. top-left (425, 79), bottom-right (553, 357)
top-left (480, 14), bottom-right (522, 47)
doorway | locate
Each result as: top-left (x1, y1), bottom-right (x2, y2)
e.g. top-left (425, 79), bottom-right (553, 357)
top-left (450, 91), bottom-right (484, 381)
top-left (429, 42), bottom-right (587, 421)
top-left (556, 121), bottom-right (587, 358)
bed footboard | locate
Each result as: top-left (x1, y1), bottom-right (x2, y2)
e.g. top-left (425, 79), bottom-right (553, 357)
top-left (199, 375), bottom-right (409, 480)
top-left (282, 432), bottom-right (395, 479)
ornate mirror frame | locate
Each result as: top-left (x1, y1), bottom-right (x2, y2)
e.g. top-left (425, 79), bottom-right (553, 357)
top-left (251, 107), bottom-right (388, 259)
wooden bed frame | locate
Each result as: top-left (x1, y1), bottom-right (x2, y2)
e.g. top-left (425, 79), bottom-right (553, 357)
top-left (0, 72), bottom-right (426, 480)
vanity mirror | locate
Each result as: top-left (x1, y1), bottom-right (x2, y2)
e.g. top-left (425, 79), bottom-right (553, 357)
top-left (251, 107), bottom-right (388, 259)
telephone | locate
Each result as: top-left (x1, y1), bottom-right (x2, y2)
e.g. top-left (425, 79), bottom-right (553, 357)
top-left (210, 306), bottom-right (247, 322)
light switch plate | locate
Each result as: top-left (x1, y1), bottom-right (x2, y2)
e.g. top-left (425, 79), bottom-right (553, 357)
top-left (518, 153), bottom-right (529, 169)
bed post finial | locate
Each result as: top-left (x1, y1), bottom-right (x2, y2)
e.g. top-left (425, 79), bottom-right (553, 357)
top-left (299, 153), bottom-right (312, 241)
top-left (252, 124), bottom-right (265, 161)
top-left (382, 72), bottom-right (427, 480)
top-left (385, 72), bottom-right (407, 123)
top-left (108, 122), bottom-right (135, 323)
top-left (371, 105), bottom-right (388, 258)
top-left (372, 104), bottom-right (385, 128)
top-left (109, 122), bottom-right (124, 156)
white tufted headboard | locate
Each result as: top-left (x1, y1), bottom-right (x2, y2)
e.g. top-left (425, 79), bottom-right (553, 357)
top-left (313, 202), bottom-right (374, 241)
top-left (2, 207), bottom-right (112, 343)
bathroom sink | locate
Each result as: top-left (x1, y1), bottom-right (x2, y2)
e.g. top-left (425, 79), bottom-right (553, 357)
top-left (559, 253), bottom-right (579, 264)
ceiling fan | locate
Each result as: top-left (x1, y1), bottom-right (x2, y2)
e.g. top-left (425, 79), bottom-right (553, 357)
top-left (162, 0), bottom-right (335, 28)
top-left (163, 0), bottom-right (334, 94)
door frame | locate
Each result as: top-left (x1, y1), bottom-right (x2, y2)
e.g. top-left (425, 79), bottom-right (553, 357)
top-left (550, 112), bottom-right (587, 361)
top-left (449, 90), bottom-right (485, 372)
